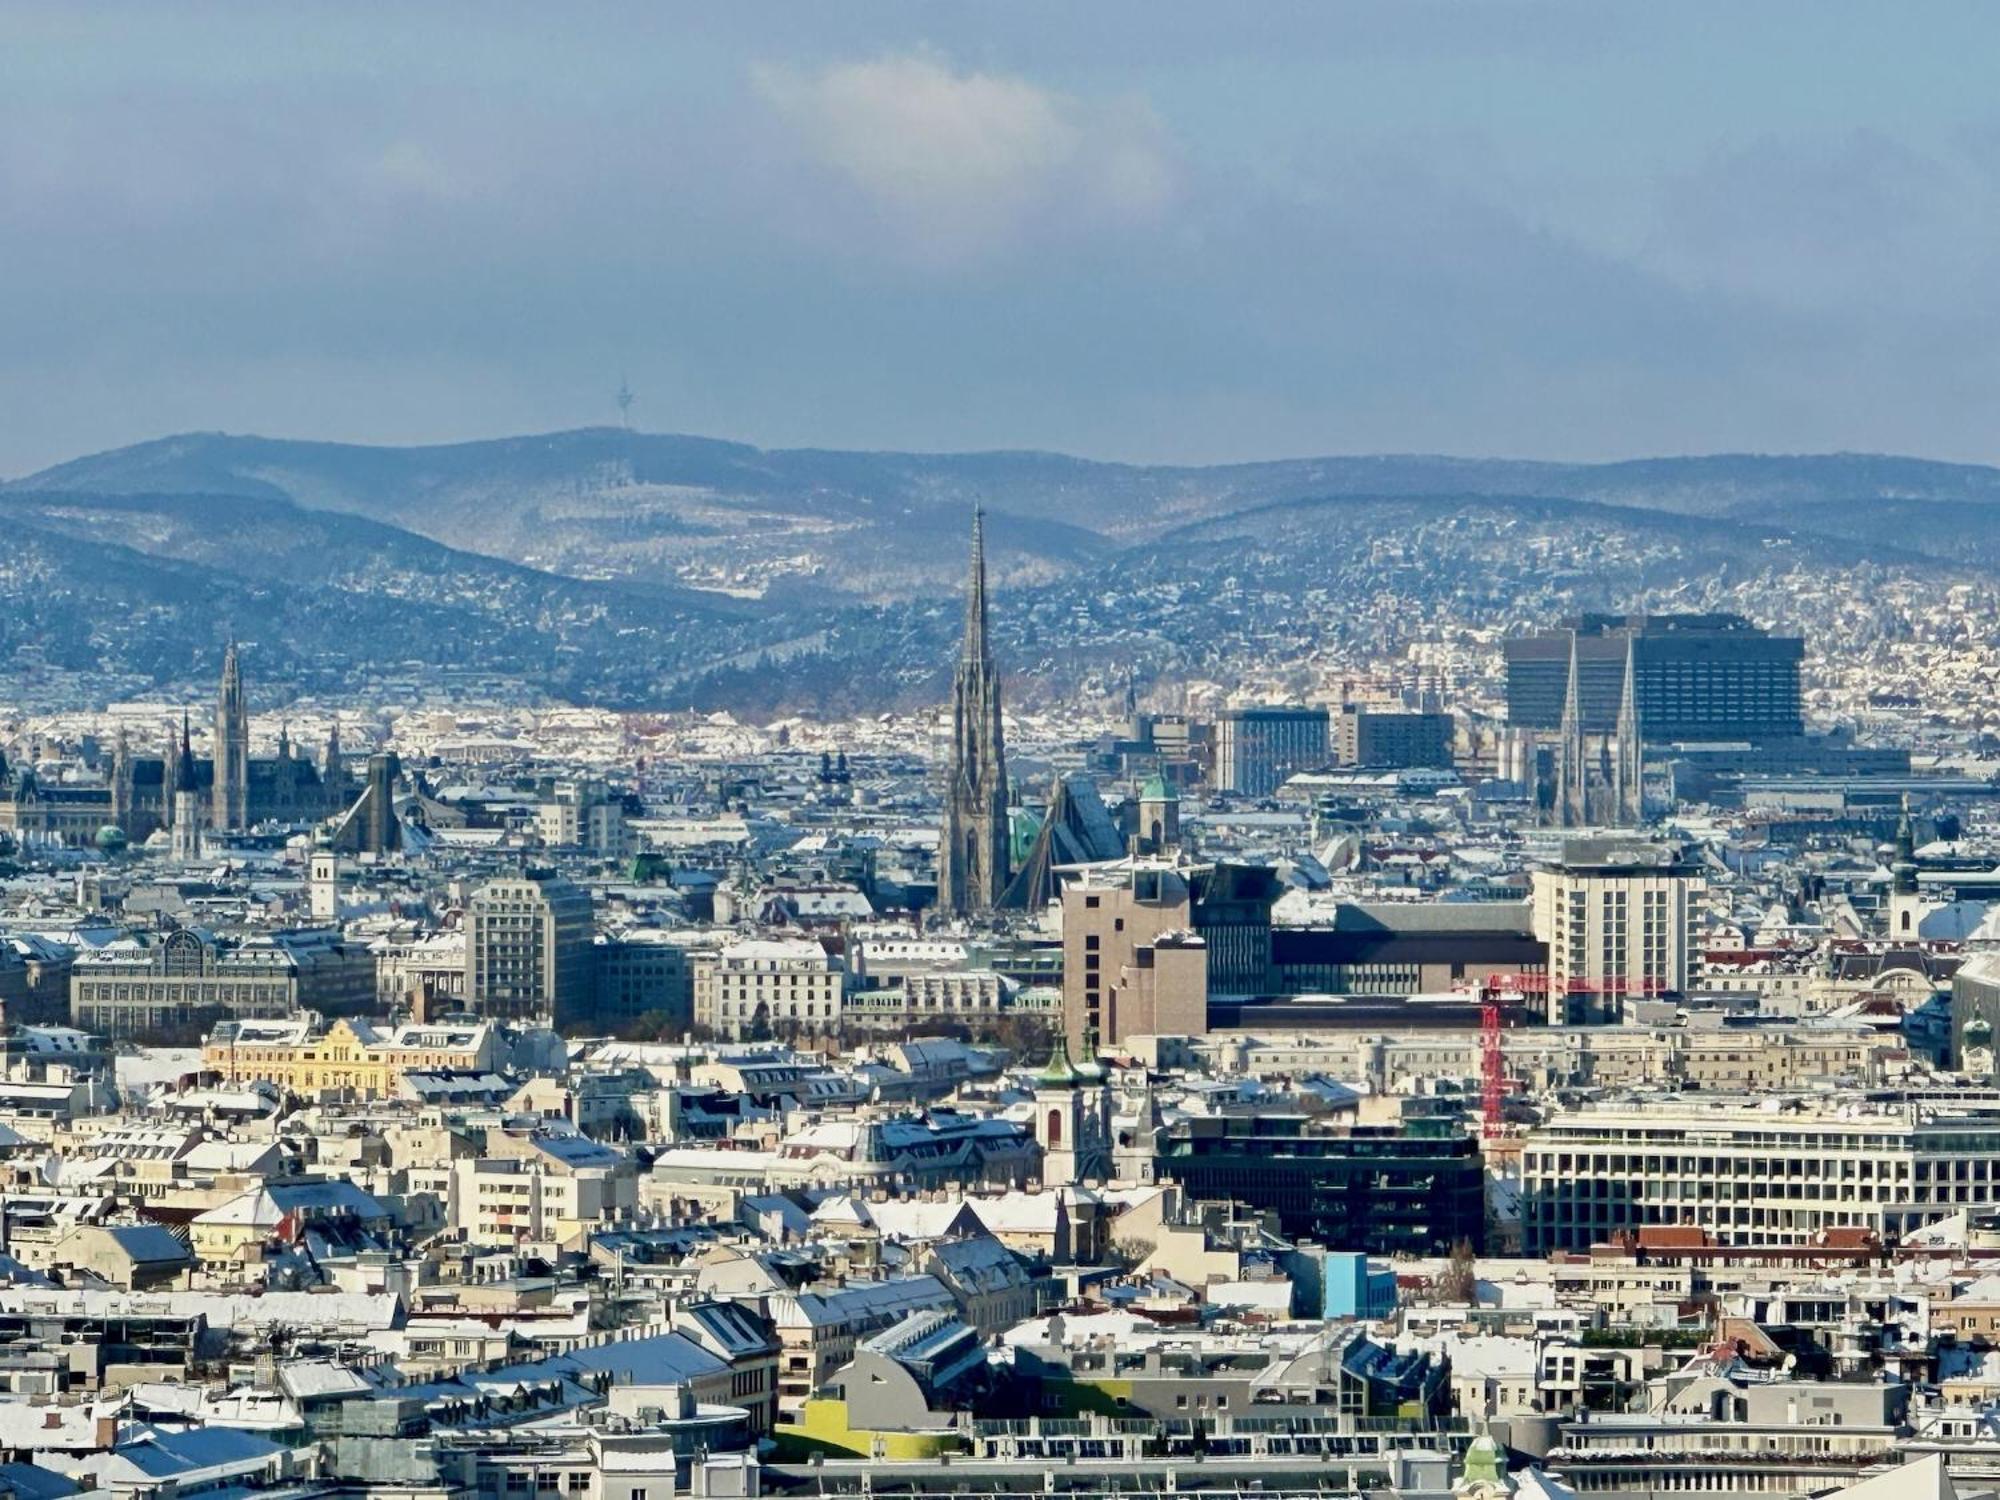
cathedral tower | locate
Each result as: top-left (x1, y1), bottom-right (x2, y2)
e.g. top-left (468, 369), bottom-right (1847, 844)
top-left (1614, 631), bottom-right (1643, 826)
top-left (172, 714), bottom-right (204, 863)
top-left (214, 640), bottom-right (249, 831)
top-left (109, 726), bottom-right (132, 833)
top-left (939, 509), bottom-right (1010, 915)
top-left (1554, 630), bottom-right (1588, 828)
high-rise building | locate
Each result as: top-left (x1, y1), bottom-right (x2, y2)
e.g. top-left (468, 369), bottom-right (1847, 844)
top-left (1060, 868), bottom-right (1210, 1051)
top-left (465, 871), bottom-right (596, 1027)
top-left (1336, 705), bottom-right (1453, 769)
top-left (939, 509), bottom-right (1009, 915)
top-left (1214, 705), bottom-right (1330, 797)
top-left (1530, 838), bottom-right (1704, 1024)
top-left (1504, 613), bottom-right (1803, 741)
top-left (1059, 862), bottom-right (1279, 1048)
top-left (213, 639), bottom-right (249, 831)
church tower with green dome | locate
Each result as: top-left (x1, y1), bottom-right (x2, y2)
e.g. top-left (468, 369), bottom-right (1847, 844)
top-left (1033, 1030), bottom-right (1112, 1187)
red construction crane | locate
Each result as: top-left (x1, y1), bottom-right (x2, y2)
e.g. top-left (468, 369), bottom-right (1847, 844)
top-left (1480, 993), bottom-right (1507, 1139)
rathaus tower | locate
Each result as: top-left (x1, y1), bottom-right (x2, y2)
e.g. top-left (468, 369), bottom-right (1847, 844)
top-left (213, 639), bottom-right (249, 831)
top-left (939, 509), bottom-right (1010, 915)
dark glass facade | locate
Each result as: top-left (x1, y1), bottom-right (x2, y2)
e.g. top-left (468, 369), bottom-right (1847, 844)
top-left (1156, 1115), bottom-right (1486, 1253)
top-left (1504, 613), bottom-right (1804, 740)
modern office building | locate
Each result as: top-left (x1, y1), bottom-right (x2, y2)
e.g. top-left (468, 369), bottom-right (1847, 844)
top-left (1504, 613), bottom-right (1804, 740)
top-left (1336, 706), bottom-right (1453, 769)
top-left (1271, 902), bottom-right (1547, 997)
top-left (1521, 1095), bottom-right (2000, 1251)
top-left (1214, 705), bottom-right (1331, 797)
top-left (1156, 1114), bottom-right (1485, 1254)
top-left (1060, 862), bottom-right (1281, 1048)
top-left (593, 933), bottom-right (693, 1033)
top-left (464, 871), bottom-right (596, 1027)
top-left (1530, 838), bottom-right (1705, 1023)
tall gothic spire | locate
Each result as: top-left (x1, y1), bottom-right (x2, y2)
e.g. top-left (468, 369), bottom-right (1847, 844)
top-left (1554, 629), bottom-right (1586, 827)
top-left (963, 506), bottom-right (991, 666)
top-left (1614, 631), bottom-right (1643, 826)
top-left (940, 507), bottom-right (1010, 915)
top-left (175, 711), bottom-right (198, 793)
top-left (214, 639), bottom-right (249, 830)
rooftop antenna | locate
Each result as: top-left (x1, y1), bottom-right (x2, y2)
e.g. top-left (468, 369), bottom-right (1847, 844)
top-left (615, 375), bottom-right (635, 431)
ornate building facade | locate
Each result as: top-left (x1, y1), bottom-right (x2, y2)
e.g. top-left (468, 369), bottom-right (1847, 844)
top-left (0, 646), bottom-right (351, 847)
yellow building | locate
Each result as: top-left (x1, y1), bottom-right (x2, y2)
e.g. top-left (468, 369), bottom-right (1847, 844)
top-left (202, 1016), bottom-right (500, 1099)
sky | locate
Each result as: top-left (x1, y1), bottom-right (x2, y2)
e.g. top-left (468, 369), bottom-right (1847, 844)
top-left (5, 2), bottom-right (2000, 474)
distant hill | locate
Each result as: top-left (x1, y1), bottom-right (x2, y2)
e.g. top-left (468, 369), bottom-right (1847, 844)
top-left (7, 428), bottom-right (1997, 712)
top-left (19, 430), bottom-right (2000, 600)
top-left (0, 490), bottom-right (792, 703)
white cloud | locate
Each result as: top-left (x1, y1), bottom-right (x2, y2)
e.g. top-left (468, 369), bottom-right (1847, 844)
top-left (751, 51), bottom-right (1173, 263)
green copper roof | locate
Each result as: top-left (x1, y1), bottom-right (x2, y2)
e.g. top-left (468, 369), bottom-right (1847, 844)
top-left (1139, 773), bottom-right (1177, 802)
top-left (1037, 1031), bottom-right (1084, 1088)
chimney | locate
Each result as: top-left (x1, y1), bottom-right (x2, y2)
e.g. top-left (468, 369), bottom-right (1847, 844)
top-left (96, 1415), bottom-right (118, 1447)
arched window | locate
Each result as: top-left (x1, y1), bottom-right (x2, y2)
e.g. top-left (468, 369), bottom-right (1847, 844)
top-left (1046, 1108), bottom-right (1063, 1147)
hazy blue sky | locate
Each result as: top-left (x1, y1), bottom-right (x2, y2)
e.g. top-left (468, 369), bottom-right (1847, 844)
top-left (6, 2), bottom-right (2000, 473)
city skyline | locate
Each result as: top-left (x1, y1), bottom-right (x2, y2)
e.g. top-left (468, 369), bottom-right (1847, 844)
top-left (6, 13), bottom-right (2000, 1496)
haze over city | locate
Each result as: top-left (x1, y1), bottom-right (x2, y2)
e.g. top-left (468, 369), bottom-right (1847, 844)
top-left (10, 2), bottom-right (2000, 471)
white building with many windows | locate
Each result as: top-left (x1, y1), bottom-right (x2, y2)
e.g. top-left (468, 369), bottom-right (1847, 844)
top-left (1521, 1094), bottom-right (2000, 1252)
top-left (692, 938), bottom-right (845, 1040)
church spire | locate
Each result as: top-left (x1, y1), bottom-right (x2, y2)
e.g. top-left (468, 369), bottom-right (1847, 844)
top-left (175, 712), bottom-right (198, 793)
top-left (963, 505), bottom-right (992, 666)
top-left (1614, 631), bottom-right (1643, 826)
top-left (1893, 794), bottom-right (1918, 897)
top-left (940, 507), bottom-right (1010, 915)
top-left (1554, 629), bottom-right (1587, 827)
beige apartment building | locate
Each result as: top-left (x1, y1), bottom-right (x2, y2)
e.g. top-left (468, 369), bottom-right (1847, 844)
top-left (1060, 866), bottom-right (1209, 1049)
top-left (1531, 838), bottom-right (1705, 1023)
top-left (692, 938), bottom-right (845, 1039)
